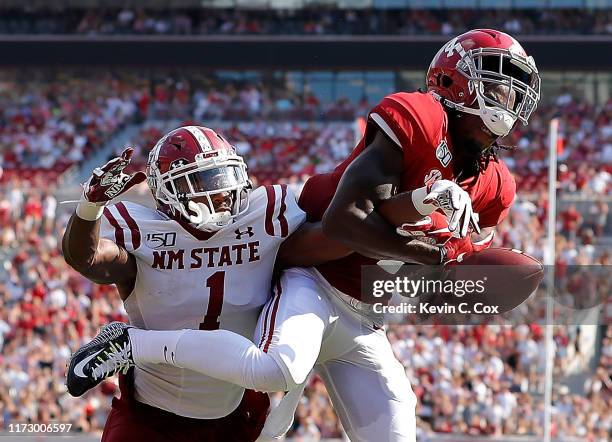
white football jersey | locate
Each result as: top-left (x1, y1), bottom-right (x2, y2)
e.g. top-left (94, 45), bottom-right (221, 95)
top-left (100, 185), bottom-right (305, 419)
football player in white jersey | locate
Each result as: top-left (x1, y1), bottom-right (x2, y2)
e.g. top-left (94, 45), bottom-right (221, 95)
top-left (63, 126), bottom-right (349, 442)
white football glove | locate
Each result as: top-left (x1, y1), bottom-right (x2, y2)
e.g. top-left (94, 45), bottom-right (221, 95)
top-left (412, 179), bottom-right (480, 238)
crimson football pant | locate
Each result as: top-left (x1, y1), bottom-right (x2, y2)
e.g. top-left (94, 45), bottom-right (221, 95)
top-left (101, 369), bottom-right (269, 442)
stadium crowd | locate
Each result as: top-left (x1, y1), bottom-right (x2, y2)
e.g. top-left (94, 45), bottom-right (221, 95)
top-left (391, 324), bottom-right (611, 440)
top-left (122, 78), bottom-right (612, 203)
top-left (0, 176), bottom-right (124, 433)
top-left (1, 174), bottom-right (608, 439)
top-left (2, 73), bottom-right (610, 199)
top-left (1, 8), bottom-right (611, 36)
top-left (0, 72), bottom-right (141, 183)
top-left (0, 74), bottom-right (610, 439)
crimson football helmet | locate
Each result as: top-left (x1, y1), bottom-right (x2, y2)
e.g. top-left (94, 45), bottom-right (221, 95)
top-left (146, 126), bottom-right (251, 231)
top-left (427, 28), bottom-right (540, 137)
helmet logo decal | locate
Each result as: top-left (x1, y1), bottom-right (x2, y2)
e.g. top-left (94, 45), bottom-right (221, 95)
top-left (170, 158), bottom-right (189, 170)
top-left (444, 37), bottom-right (466, 59)
top-left (507, 35), bottom-right (526, 56)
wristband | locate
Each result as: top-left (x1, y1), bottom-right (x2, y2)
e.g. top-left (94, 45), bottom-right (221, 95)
top-left (76, 198), bottom-right (106, 221)
top-left (411, 186), bottom-right (436, 216)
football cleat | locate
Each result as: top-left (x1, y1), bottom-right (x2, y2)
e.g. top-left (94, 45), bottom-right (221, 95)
top-left (66, 321), bottom-right (134, 397)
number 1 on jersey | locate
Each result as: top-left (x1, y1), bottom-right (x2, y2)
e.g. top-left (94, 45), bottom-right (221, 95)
top-left (199, 271), bottom-right (225, 330)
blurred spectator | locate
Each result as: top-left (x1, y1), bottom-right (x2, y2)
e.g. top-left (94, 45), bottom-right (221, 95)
top-left (560, 204), bottom-right (583, 241)
top-left (390, 324), bottom-right (610, 439)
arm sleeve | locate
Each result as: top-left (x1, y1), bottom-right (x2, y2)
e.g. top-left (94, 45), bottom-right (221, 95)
top-left (263, 185), bottom-right (306, 238)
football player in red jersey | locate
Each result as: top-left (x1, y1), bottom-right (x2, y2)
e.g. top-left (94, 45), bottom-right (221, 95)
top-left (69, 30), bottom-right (540, 442)
top-left (320, 29), bottom-right (538, 267)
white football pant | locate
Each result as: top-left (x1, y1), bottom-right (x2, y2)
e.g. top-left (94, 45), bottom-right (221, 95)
top-left (255, 267), bottom-right (417, 442)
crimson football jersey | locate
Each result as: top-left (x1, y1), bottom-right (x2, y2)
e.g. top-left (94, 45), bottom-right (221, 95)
top-left (298, 91), bottom-right (516, 300)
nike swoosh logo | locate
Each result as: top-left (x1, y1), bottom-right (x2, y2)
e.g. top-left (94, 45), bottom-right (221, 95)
top-left (73, 350), bottom-right (104, 378)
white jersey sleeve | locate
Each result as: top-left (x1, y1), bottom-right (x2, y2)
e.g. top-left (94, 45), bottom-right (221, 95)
top-left (260, 184), bottom-right (306, 239)
top-left (99, 201), bottom-right (150, 253)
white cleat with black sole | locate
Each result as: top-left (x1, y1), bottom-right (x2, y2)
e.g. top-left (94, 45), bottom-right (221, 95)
top-left (66, 321), bottom-right (134, 397)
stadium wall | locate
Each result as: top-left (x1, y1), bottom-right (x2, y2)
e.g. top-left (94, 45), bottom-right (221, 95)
top-left (1, 35), bottom-right (610, 70)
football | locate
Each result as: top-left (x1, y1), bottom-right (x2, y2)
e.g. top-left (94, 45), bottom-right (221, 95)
top-left (447, 247), bottom-right (544, 314)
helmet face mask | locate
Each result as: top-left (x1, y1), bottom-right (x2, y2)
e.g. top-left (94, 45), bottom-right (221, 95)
top-left (146, 126), bottom-right (251, 232)
top-left (462, 48), bottom-right (540, 126)
top-left (427, 29), bottom-right (541, 137)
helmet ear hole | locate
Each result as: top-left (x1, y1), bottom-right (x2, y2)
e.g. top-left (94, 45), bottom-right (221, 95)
top-left (441, 75), bottom-right (453, 88)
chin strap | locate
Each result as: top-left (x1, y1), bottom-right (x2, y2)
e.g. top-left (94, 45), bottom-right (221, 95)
top-left (431, 91), bottom-right (516, 137)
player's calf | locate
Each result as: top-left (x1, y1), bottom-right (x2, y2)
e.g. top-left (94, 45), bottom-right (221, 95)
top-left (127, 328), bottom-right (289, 393)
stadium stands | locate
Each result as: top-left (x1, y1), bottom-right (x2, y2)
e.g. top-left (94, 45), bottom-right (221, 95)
top-left (0, 8), bottom-right (610, 36)
top-left (1, 74), bottom-right (609, 438)
top-left (0, 72), bottom-right (141, 183)
top-left (3, 70), bottom-right (608, 197)
top-left (389, 324), bottom-right (610, 439)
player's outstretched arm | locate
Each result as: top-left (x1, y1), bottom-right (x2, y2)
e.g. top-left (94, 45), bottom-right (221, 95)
top-left (62, 148), bottom-right (144, 294)
top-left (276, 221), bottom-right (352, 267)
top-left (322, 129), bottom-right (445, 265)
top-left (63, 215), bottom-right (136, 289)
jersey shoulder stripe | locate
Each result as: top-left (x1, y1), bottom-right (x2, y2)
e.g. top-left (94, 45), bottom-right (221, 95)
top-left (103, 207), bottom-right (125, 249)
top-left (263, 184), bottom-right (291, 238)
top-left (230, 185), bottom-right (305, 239)
top-left (116, 202), bottom-right (141, 250)
top-left (101, 202), bottom-right (159, 252)
top-left (264, 185), bottom-right (276, 236)
top-left (276, 185), bottom-right (289, 238)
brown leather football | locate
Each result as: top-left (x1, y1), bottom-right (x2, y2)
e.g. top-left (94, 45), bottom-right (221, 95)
top-left (446, 247), bottom-right (544, 314)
